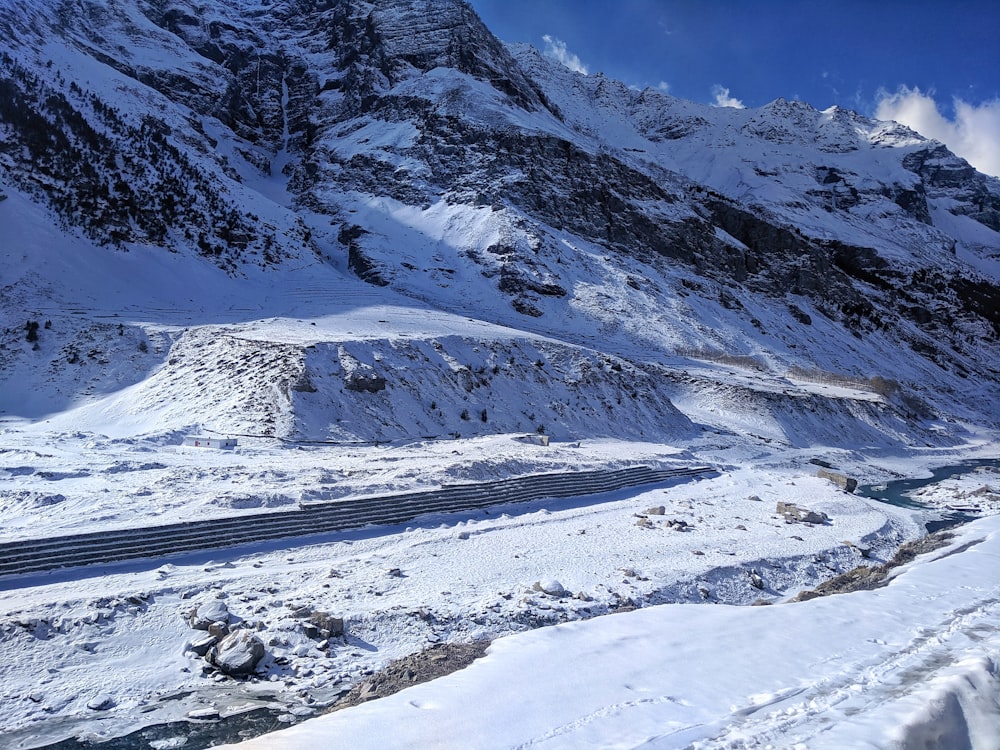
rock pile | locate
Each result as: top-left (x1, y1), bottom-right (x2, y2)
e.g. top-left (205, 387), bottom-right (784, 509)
top-left (183, 596), bottom-right (266, 677)
top-left (776, 501), bottom-right (830, 525)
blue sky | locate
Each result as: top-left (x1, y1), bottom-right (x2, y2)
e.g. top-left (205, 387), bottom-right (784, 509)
top-left (468, 0), bottom-right (1000, 176)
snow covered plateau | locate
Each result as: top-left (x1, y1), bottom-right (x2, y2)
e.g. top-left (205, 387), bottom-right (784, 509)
top-left (0, 0), bottom-right (998, 747)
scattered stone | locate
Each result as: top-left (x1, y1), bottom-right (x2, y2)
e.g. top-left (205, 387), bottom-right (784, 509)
top-left (207, 621), bottom-right (229, 638)
top-left (188, 599), bottom-right (230, 631)
top-left (735, 524), bottom-right (747, 531)
top-left (385, 567), bottom-right (403, 578)
top-left (289, 606), bottom-right (313, 619)
top-left (643, 505), bottom-right (666, 516)
top-left (667, 518), bottom-right (692, 531)
top-left (456, 531), bottom-right (470, 540)
top-left (776, 501), bottom-right (830, 525)
top-left (635, 517), bottom-right (654, 529)
top-left (207, 631), bottom-right (266, 676)
top-left (747, 495), bottom-right (763, 502)
top-left (749, 571), bottom-right (765, 590)
top-left (86, 694), bottom-right (115, 711)
top-left (532, 578), bottom-right (568, 597)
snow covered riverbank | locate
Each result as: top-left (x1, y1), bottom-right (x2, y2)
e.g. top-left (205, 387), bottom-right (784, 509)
top-left (1, 426), bottom-right (996, 749)
top-left (220, 513), bottom-right (1000, 750)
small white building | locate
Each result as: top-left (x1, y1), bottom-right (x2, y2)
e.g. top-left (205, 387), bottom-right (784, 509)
top-left (182, 436), bottom-right (238, 449)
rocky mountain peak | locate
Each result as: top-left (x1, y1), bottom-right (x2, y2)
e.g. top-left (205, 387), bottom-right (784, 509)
top-left (295, 0), bottom-right (550, 116)
top-left (1, 0), bottom-right (999, 441)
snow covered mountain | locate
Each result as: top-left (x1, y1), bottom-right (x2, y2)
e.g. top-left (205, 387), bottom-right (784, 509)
top-left (4, 3), bottom-right (1000, 748)
top-left (1, 0), bottom-right (999, 442)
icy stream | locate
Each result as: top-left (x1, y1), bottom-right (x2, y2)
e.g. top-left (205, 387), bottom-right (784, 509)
top-left (859, 459), bottom-right (1000, 531)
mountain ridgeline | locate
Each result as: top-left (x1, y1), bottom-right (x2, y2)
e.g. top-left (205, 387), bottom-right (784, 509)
top-left (1, 0), bottom-right (999, 441)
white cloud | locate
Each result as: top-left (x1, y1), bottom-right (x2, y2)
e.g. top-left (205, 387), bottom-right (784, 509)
top-left (656, 81), bottom-right (671, 94)
top-left (876, 86), bottom-right (1000, 178)
top-left (711, 85), bottom-right (745, 109)
top-left (541, 35), bottom-right (589, 75)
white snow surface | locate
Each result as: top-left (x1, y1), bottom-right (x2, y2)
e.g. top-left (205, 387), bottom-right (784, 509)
top-left (219, 514), bottom-right (1000, 750)
top-left (0, 2), bottom-right (999, 747)
top-left (2, 430), bottom-right (998, 749)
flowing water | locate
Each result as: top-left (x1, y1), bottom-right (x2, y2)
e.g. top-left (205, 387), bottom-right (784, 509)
top-left (858, 458), bottom-right (1000, 532)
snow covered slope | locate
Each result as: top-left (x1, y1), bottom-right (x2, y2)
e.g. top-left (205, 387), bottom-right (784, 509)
top-left (2, 1), bottom-right (1000, 747)
top-left (0, 0), bottom-right (998, 445)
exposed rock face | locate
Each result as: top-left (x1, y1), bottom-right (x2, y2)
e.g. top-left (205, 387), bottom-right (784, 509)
top-left (794, 530), bottom-right (955, 601)
top-left (776, 502), bottom-right (830, 525)
top-left (344, 371), bottom-right (387, 393)
top-left (816, 469), bottom-right (859, 494)
top-left (208, 630), bottom-right (266, 676)
top-left (332, 641), bottom-right (489, 710)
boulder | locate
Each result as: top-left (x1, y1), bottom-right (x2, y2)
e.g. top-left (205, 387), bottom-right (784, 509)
top-left (800, 509), bottom-right (830, 524)
top-left (86, 694), bottom-right (115, 711)
top-left (208, 631), bottom-right (266, 676)
top-left (310, 612), bottom-right (345, 637)
top-left (188, 599), bottom-right (230, 631)
top-left (817, 468), bottom-right (858, 493)
top-left (187, 633), bottom-right (218, 657)
top-left (532, 578), bottom-right (567, 597)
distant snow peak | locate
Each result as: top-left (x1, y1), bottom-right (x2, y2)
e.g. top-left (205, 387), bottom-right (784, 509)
top-left (876, 85), bottom-right (1000, 178)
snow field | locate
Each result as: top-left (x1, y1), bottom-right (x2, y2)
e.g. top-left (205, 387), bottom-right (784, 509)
top-left (0, 458), bottom-right (919, 747)
top-left (216, 514), bottom-right (1000, 750)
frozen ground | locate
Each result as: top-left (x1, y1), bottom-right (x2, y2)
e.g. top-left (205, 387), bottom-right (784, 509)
top-left (222, 513), bottom-right (1000, 750)
top-left (1, 423), bottom-right (998, 749)
top-left (906, 464), bottom-right (1000, 515)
